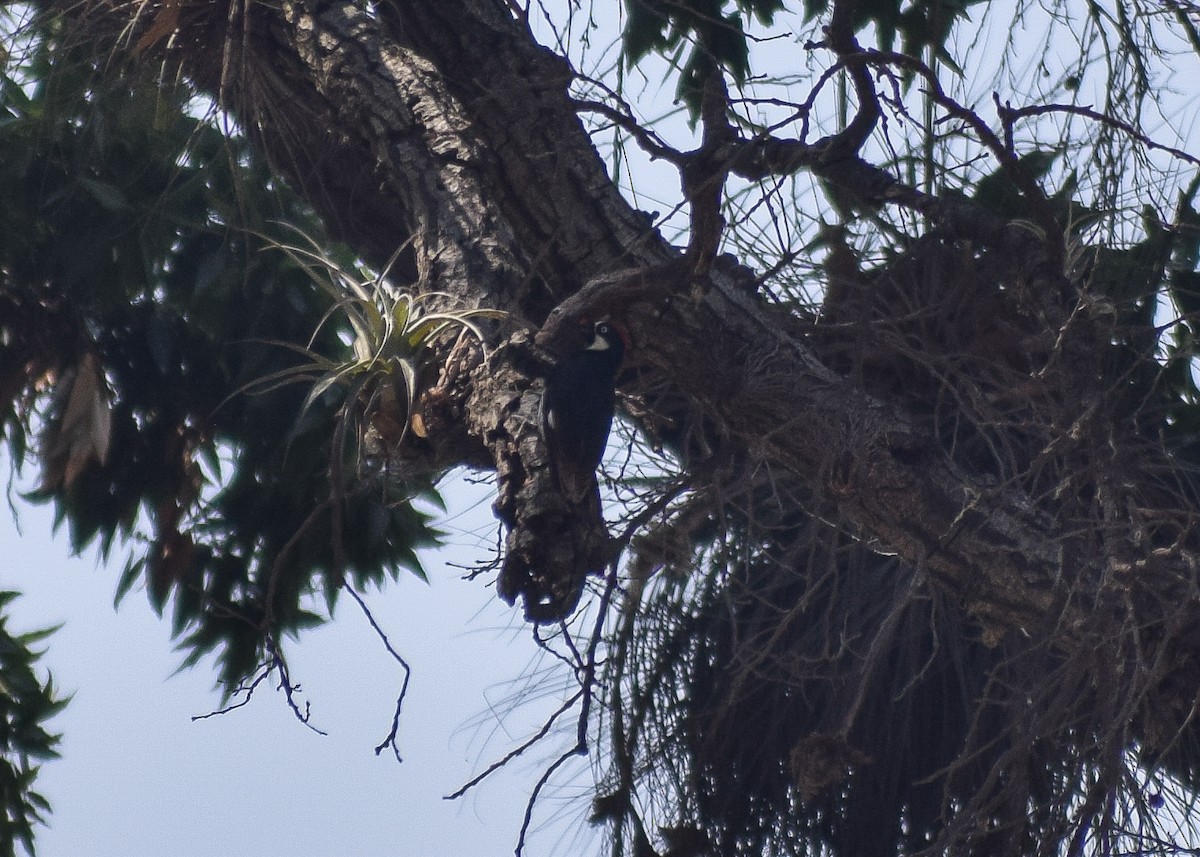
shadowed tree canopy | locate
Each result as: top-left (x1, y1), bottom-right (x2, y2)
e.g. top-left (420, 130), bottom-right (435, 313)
top-left (3, 0), bottom-right (1200, 855)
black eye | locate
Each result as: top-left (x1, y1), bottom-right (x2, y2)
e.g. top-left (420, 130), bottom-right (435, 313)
top-left (596, 323), bottom-right (611, 335)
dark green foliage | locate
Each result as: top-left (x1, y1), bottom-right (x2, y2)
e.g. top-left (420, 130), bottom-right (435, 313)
top-left (621, 0), bottom-right (986, 116)
top-left (969, 149), bottom-right (1061, 218)
top-left (0, 593), bottom-right (65, 857)
top-left (892, 0), bottom-right (988, 75)
top-left (622, 0), bottom-right (785, 115)
top-left (937, 152), bottom-right (1200, 474)
top-left (800, 0), bottom-right (986, 62)
top-left (0, 16), bottom-right (442, 696)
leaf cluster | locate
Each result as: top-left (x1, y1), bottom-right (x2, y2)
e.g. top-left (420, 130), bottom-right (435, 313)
top-left (0, 14), bottom-right (443, 693)
top-left (622, 0), bottom-right (785, 115)
top-left (804, 0), bottom-right (987, 73)
top-left (245, 236), bottom-right (505, 450)
top-left (0, 593), bottom-right (64, 857)
top-left (621, 0), bottom-right (986, 115)
top-left (951, 152), bottom-right (1200, 462)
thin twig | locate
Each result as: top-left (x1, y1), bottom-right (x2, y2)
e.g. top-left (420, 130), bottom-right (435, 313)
top-left (571, 98), bottom-right (685, 165)
top-left (575, 556), bottom-right (621, 750)
top-left (1000, 101), bottom-right (1200, 169)
top-left (343, 583), bottom-right (413, 761)
top-left (513, 747), bottom-right (582, 857)
top-left (443, 688), bottom-right (584, 801)
top-left (191, 661), bottom-right (274, 721)
top-left (270, 640), bottom-right (328, 735)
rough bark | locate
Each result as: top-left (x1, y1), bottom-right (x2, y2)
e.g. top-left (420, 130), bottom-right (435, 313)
top-left (57, 0), bottom-right (1200, 725)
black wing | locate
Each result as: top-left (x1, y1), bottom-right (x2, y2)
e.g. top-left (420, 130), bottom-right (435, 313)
top-left (541, 351), bottom-right (618, 503)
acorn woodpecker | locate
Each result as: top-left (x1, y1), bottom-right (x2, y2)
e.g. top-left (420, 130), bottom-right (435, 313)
top-left (541, 320), bottom-right (627, 503)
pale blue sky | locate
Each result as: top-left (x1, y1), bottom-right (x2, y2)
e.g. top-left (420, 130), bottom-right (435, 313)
top-left (5, 475), bottom-right (600, 856)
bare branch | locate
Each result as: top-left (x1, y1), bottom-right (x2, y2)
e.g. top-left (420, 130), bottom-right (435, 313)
top-left (443, 688), bottom-right (584, 801)
top-left (342, 584), bottom-right (413, 762)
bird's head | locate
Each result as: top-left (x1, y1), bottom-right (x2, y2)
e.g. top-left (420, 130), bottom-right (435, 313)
top-left (584, 319), bottom-right (629, 356)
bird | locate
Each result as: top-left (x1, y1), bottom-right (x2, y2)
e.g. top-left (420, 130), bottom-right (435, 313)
top-left (540, 319), bottom-right (627, 504)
